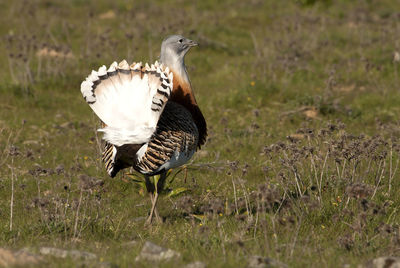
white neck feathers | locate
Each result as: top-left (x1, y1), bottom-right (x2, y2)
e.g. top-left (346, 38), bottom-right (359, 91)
top-left (160, 47), bottom-right (190, 85)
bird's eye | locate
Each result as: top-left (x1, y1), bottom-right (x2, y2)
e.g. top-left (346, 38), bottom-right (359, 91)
top-left (178, 39), bottom-right (183, 43)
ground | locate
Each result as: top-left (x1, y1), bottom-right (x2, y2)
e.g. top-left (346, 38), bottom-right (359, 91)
top-left (0, 0), bottom-right (399, 267)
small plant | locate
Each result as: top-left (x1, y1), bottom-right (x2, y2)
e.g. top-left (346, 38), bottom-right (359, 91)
top-left (126, 167), bottom-right (190, 199)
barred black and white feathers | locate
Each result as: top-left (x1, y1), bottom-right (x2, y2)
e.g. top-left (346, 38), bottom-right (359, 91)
top-left (134, 101), bottom-right (198, 175)
top-left (81, 35), bottom-right (206, 180)
top-left (81, 35), bottom-right (207, 225)
top-left (101, 102), bottom-right (199, 177)
top-left (80, 60), bottom-right (173, 146)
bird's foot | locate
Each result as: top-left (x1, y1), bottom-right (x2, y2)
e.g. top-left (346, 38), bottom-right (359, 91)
top-left (144, 209), bottom-right (162, 226)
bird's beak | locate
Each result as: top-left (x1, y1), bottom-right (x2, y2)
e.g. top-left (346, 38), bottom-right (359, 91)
top-left (186, 39), bottom-right (198, 47)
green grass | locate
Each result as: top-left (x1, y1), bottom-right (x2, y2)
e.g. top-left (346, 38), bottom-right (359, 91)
top-left (0, 0), bottom-right (400, 267)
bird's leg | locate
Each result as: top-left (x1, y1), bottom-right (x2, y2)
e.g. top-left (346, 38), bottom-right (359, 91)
top-left (145, 176), bottom-right (156, 225)
top-left (147, 191), bottom-right (159, 225)
top-left (148, 191), bottom-right (154, 205)
top-left (145, 175), bottom-right (155, 194)
top-left (147, 191), bottom-right (161, 222)
top-left (154, 172), bottom-right (167, 223)
top-left (184, 166), bottom-right (188, 184)
top-left (153, 206), bottom-right (160, 222)
top-left (145, 173), bottom-right (167, 225)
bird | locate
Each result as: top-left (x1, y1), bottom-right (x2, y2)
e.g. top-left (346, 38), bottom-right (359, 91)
top-left (80, 35), bottom-right (207, 225)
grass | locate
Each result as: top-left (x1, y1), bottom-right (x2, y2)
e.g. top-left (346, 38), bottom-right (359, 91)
top-left (0, 0), bottom-right (400, 267)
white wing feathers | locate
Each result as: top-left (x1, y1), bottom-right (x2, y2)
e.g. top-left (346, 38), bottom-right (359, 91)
top-left (80, 60), bottom-right (174, 146)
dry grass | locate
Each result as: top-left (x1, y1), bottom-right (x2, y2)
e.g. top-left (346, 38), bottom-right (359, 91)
top-left (0, 0), bottom-right (399, 267)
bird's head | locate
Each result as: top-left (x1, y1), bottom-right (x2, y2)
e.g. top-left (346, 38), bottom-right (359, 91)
top-left (160, 35), bottom-right (198, 67)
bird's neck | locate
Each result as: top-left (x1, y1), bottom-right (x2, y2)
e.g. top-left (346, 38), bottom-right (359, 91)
top-left (160, 53), bottom-right (191, 87)
top-left (160, 52), bottom-right (196, 105)
top-left (160, 53), bottom-right (207, 147)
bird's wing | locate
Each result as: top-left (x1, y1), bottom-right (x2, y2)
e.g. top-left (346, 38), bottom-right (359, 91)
top-left (80, 60), bottom-right (173, 146)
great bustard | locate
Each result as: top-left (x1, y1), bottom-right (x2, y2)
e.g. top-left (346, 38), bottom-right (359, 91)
top-left (80, 35), bottom-right (207, 224)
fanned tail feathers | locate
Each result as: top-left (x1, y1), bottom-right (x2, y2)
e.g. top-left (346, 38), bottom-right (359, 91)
top-left (80, 60), bottom-right (173, 146)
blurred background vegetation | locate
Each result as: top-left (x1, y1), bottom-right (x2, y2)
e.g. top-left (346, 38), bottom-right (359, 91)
top-left (0, 0), bottom-right (399, 267)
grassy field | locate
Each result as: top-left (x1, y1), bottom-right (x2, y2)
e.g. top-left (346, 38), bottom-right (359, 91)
top-left (0, 0), bottom-right (400, 267)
